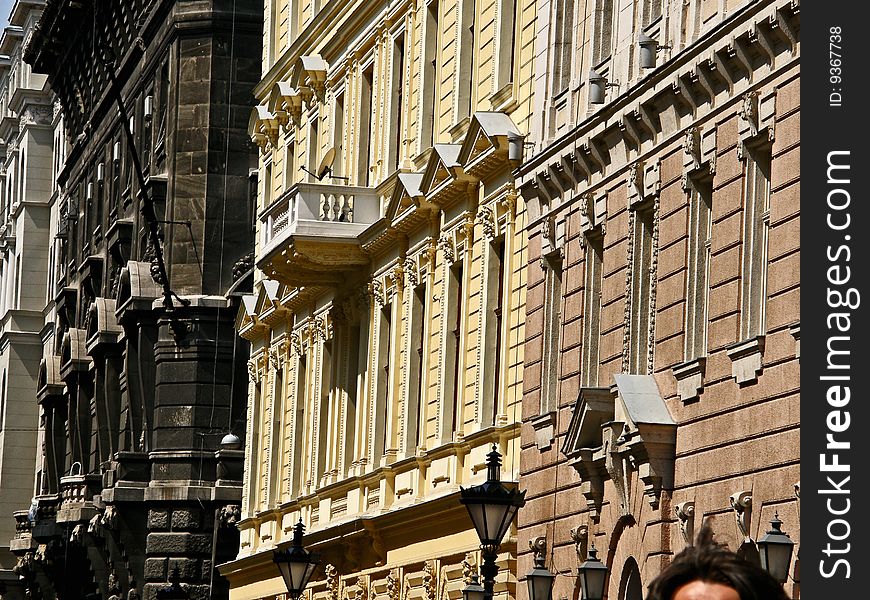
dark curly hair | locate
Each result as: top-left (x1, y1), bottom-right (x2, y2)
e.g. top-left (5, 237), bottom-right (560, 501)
top-left (646, 526), bottom-right (790, 600)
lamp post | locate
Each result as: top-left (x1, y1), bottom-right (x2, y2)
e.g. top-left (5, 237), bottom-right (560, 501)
top-left (757, 514), bottom-right (795, 584)
top-left (462, 572), bottom-right (487, 600)
top-left (525, 539), bottom-right (555, 600)
top-left (460, 445), bottom-right (527, 600)
top-left (577, 545), bottom-right (607, 600)
top-left (273, 519), bottom-right (320, 600)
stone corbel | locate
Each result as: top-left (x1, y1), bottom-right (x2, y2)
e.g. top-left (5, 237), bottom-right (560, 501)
top-left (730, 490), bottom-right (753, 542)
top-left (627, 161), bottom-right (645, 208)
top-left (675, 501), bottom-right (696, 546)
top-left (604, 423), bottom-right (631, 516)
top-left (726, 336), bottom-right (765, 385)
top-left (570, 524), bottom-right (589, 561)
top-left (531, 412), bottom-right (556, 451)
top-left (672, 357), bottom-right (706, 403)
top-left (576, 448), bottom-right (607, 521)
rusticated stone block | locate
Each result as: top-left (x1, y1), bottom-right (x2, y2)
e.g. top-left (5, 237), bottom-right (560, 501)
top-left (144, 557), bottom-right (167, 581)
top-left (148, 510), bottom-right (169, 531)
top-left (147, 532), bottom-right (213, 555)
top-left (168, 557), bottom-right (200, 580)
top-left (171, 508), bottom-right (202, 531)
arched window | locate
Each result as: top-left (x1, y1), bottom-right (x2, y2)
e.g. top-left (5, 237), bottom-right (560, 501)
top-left (619, 557), bottom-right (643, 600)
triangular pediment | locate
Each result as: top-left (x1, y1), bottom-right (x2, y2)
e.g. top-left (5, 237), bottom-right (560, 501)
top-left (457, 112), bottom-right (522, 166)
top-left (420, 144), bottom-right (462, 196)
top-left (562, 387), bottom-right (614, 458)
top-left (385, 172), bottom-right (426, 225)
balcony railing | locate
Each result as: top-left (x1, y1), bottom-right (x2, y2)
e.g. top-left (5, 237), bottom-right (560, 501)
top-left (260, 182), bottom-right (380, 255)
top-left (257, 182), bottom-right (380, 285)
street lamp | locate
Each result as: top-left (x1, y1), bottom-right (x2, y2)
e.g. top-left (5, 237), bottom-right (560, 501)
top-left (460, 444), bottom-right (527, 600)
top-left (462, 572), bottom-right (487, 600)
top-left (526, 540), bottom-right (555, 600)
top-left (156, 566), bottom-right (189, 600)
top-left (577, 545), bottom-right (608, 600)
top-left (273, 519), bottom-right (320, 599)
top-left (757, 514), bottom-right (795, 584)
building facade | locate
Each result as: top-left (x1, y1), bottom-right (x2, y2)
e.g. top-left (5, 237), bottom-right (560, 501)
top-left (221, 1), bottom-right (536, 599)
top-left (0, 2), bottom-right (53, 598)
top-left (9, 1), bottom-right (263, 599)
top-left (517, 0), bottom-right (799, 598)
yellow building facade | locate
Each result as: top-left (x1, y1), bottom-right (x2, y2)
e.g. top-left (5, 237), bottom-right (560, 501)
top-left (222, 1), bottom-right (537, 599)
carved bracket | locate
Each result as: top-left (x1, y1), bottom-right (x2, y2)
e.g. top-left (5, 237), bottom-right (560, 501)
top-left (675, 501), bottom-right (696, 546)
top-left (730, 490), bottom-right (753, 541)
top-left (570, 524), bottom-right (589, 561)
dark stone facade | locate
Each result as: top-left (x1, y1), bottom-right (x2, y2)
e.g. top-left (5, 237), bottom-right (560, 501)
top-left (11, 1), bottom-right (261, 598)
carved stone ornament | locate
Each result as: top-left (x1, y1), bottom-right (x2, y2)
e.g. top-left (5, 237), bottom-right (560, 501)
top-left (675, 501), bottom-right (696, 546)
top-left (404, 257), bottom-right (419, 288)
top-left (369, 280), bottom-right (386, 306)
top-left (218, 504), bottom-right (241, 527)
top-left (19, 104), bottom-right (54, 128)
top-left (570, 525), bottom-right (589, 561)
top-left (529, 536), bottom-right (547, 560)
top-left (730, 490), bottom-right (753, 541)
top-left (461, 553), bottom-right (477, 584)
top-left (387, 569), bottom-right (400, 600)
top-left (738, 91), bottom-right (759, 132)
top-left (478, 206), bottom-right (497, 241)
top-left (311, 316), bottom-right (328, 341)
top-left (247, 358), bottom-right (259, 383)
top-left (289, 332), bottom-right (303, 356)
top-left (325, 564), bottom-right (339, 600)
top-left (437, 234), bottom-right (455, 265)
top-left (389, 264), bottom-right (405, 294)
top-left (423, 561), bottom-right (437, 600)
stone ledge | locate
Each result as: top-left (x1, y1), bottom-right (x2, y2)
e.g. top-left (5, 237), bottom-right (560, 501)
top-left (531, 411), bottom-right (556, 451)
top-left (672, 357), bottom-right (706, 403)
top-left (726, 335), bottom-right (766, 384)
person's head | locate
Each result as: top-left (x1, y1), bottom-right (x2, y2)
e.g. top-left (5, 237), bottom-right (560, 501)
top-left (646, 526), bottom-right (790, 600)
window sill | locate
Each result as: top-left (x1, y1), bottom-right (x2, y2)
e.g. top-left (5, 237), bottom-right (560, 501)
top-left (489, 82), bottom-right (517, 113)
top-left (726, 335), bottom-right (765, 385)
top-left (672, 357), bottom-right (706, 403)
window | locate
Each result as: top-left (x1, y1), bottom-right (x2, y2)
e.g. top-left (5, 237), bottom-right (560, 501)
top-left (307, 116), bottom-right (319, 182)
top-left (358, 67), bottom-right (374, 186)
top-left (374, 303), bottom-right (392, 464)
top-left (421, 0), bottom-right (440, 149)
top-left (456, 0), bottom-right (476, 124)
top-left (284, 139), bottom-right (296, 188)
top-left (406, 283), bottom-right (428, 452)
top-left (628, 206), bottom-right (655, 374)
top-left (268, 367), bottom-right (284, 505)
top-left (391, 32), bottom-right (406, 172)
top-left (581, 233), bottom-right (603, 386)
top-left (740, 146), bottom-right (771, 339)
top-left (442, 262), bottom-right (464, 442)
top-left (263, 162), bottom-right (273, 208)
top-left (291, 353), bottom-right (308, 497)
top-left (245, 378), bottom-right (262, 513)
top-left (316, 340), bottom-right (332, 485)
top-left (332, 93), bottom-right (344, 177)
top-left (343, 323), bottom-right (362, 474)
top-left (593, 0), bottom-right (615, 65)
top-left (482, 239), bottom-right (506, 424)
top-left (642, 0), bottom-right (663, 27)
top-left (494, 0), bottom-right (517, 92)
top-left (540, 253), bottom-right (562, 413)
top-left (685, 176), bottom-right (713, 360)
top-left (552, 0), bottom-right (574, 94)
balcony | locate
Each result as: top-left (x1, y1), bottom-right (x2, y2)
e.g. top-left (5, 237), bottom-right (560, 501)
top-left (257, 182), bottom-right (380, 287)
top-left (56, 472), bottom-right (102, 524)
